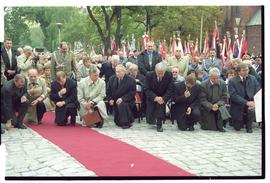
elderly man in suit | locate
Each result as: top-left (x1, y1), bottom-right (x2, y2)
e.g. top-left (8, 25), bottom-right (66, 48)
top-left (106, 65), bottom-right (136, 129)
top-left (172, 74), bottom-right (201, 131)
top-left (144, 62), bottom-right (173, 132)
top-left (78, 66), bottom-right (108, 128)
top-left (200, 68), bottom-right (230, 132)
top-left (138, 41), bottom-right (162, 76)
top-left (50, 71), bottom-right (79, 126)
top-left (202, 48), bottom-right (223, 74)
top-left (50, 42), bottom-right (77, 80)
top-left (228, 62), bottom-right (260, 133)
top-left (1, 74), bottom-right (29, 129)
top-left (25, 69), bottom-right (47, 125)
top-left (1, 38), bottom-right (19, 80)
top-left (168, 48), bottom-right (189, 77)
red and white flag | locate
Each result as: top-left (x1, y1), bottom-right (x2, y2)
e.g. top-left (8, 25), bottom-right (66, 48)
top-left (221, 36), bottom-right (227, 66)
top-left (142, 32), bottom-right (150, 50)
top-left (193, 38), bottom-right (199, 57)
top-left (203, 31), bottom-right (210, 57)
top-left (238, 30), bottom-right (248, 59)
top-left (170, 35), bottom-right (177, 56)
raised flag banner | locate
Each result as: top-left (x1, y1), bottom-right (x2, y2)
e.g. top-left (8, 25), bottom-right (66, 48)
top-left (142, 32), bottom-right (150, 50)
top-left (233, 34), bottom-right (239, 58)
top-left (238, 31), bottom-right (248, 59)
top-left (193, 38), bottom-right (199, 57)
top-left (203, 31), bottom-right (210, 57)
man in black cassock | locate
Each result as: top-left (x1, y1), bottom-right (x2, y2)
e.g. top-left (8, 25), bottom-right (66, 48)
top-left (144, 62), bottom-right (173, 132)
top-left (50, 71), bottom-right (79, 126)
top-left (106, 65), bottom-right (136, 129)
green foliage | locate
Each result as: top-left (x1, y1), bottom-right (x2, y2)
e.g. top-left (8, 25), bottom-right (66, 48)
top-left (4, 6), bottom-right (224, 53)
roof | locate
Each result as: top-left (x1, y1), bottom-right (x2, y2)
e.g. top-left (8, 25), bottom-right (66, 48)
top-left (246, 9), bottom-right (261, 26)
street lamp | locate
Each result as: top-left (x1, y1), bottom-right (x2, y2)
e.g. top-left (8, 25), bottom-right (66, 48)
top-left (56, 22), bottom-right (63, 44)
top-left (234, 17), bottom-right (241, 35)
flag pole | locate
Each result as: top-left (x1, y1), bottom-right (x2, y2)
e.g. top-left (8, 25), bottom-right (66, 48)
top-left (199, 14), bottom-right (203, 53)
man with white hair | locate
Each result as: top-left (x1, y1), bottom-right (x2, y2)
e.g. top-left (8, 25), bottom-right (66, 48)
top-left (25, 69), bottom-right (47, 125)
top-left (17, 46), bottom-right (43, 78)
top-left (100, 55), bottom-right (118, 84)
top-left (200, 67), bottom-right (230, 132)
top-left (106, 65), bottom-right (136, 129)
top-left (138, 41), bottom-right (162, 75)
top-left (78, 66), bottom-right (108, 128)
top-left (144, 62), bottom-right (173, 132)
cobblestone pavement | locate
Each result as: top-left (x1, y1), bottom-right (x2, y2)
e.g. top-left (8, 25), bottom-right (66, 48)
top-left (1, 128), bottom-right (95, 177)
top-left (1, 115), bottom-right (262, 177)
top-left (94, 117), bottom-right (262, 177)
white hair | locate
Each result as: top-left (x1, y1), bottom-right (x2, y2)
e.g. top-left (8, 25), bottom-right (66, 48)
top-left (111, 55), bottom-right (119, 61)
top-left (209, 67), bottom-right (220, 76)
top-left (155, 62), bottom-right (167, 71)
top-left (115, 64), bottom-right (126, 72)
top-left (23, 45), bottom-right (32, 52)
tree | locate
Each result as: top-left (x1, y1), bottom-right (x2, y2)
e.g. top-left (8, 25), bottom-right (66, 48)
top-left (87, 6), bottom-right (117, 56)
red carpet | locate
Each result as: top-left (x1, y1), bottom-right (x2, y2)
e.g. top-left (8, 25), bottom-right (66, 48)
top-left (27, 112), bottom-right (194, 176)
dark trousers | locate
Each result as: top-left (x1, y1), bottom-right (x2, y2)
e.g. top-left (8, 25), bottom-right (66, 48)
top-left (55, 107), bottom-right (77, 125)
top-left (11, 100), bottom-right (29, 127)
top-left (36, 102), bottom-right (46, 122)
top-left (113, 102), bottom-right (134, 127)
top-left (177, 107), bottom-right (200, 131)
top-left (233, 109), bottom-right (255, 130)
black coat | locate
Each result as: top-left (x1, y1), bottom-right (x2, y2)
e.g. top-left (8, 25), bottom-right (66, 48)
top-left (144, 71), bottom-right (173, 121)
top-left (228, 75), bottom-right (260, 121)
top-left (0, 47), bottom-right (19, 80)
top-left (137, 50), bottom-right (162, 75)
top-left (50, 78), bottom-right (79, 122)
top-left (100, 62), bottom-right (115, 84)
top-left (106, 74), bottom-right (136, 104)
top-left (171, 81), bottom-right (201, 120)
top-left (1, 79), bottom-right (28, 121)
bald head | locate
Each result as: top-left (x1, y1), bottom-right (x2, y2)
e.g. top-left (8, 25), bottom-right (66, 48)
top-left (28, 69), bottom-right (39, 83)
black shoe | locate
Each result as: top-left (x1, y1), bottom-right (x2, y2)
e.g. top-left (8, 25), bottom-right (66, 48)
top-left (57, 123), bottom-right (66, 126)
top-left (219, 128), bottom-right (226, 132)
top-left (122, 125), bottom-right (131, 129)
top-left (17, 124), bottom-right (27, 129)
top-left (1, 128), bottom-right (5, 134)
top-left (247, 129), bottom-right (253, 133)
top-left (188, 127), bottom-right (195, 131)
top-left (157, 127), bottom-right (163, 132)
top-left (95, 122), bottom-right (104, 128)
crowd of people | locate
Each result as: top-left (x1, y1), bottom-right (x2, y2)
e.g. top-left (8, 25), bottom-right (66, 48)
top-left (1, 38), bottom-right (262, 134)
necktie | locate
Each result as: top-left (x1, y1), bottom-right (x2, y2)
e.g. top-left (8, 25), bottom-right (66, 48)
top-left (148, 52), bottom-right (153, 67)
top-left (7, 49), bottom-right (12, 67)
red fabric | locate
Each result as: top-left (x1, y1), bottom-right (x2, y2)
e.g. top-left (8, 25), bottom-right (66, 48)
top-left (27, 112), bottom-right (194, 176)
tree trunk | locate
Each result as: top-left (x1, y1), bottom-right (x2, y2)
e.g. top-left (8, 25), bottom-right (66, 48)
top-left (115, 6), bottom-right (122, 50)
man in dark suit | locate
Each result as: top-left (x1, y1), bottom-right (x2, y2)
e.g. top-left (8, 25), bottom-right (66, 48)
top-left (228, 62), bottom-right (260, 133)
top-left (1, 74), bottom-right (29, 129)
top-left (106, 65), bottom-right (136, 129)
top-left (100, 55), bottom-right (118, 84)
top-left (1, 38), bottom-right (19, 80)
top-left (172, 74), bottom-right (201, 131)
top-left (50, 71), bottom-right (79, 126)
top-left (202, 48), bottom-right (223, 74)
top-left (138, 41), bottom-right (162, 76)
top-left (144, 62), bottom-right (173, 132)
